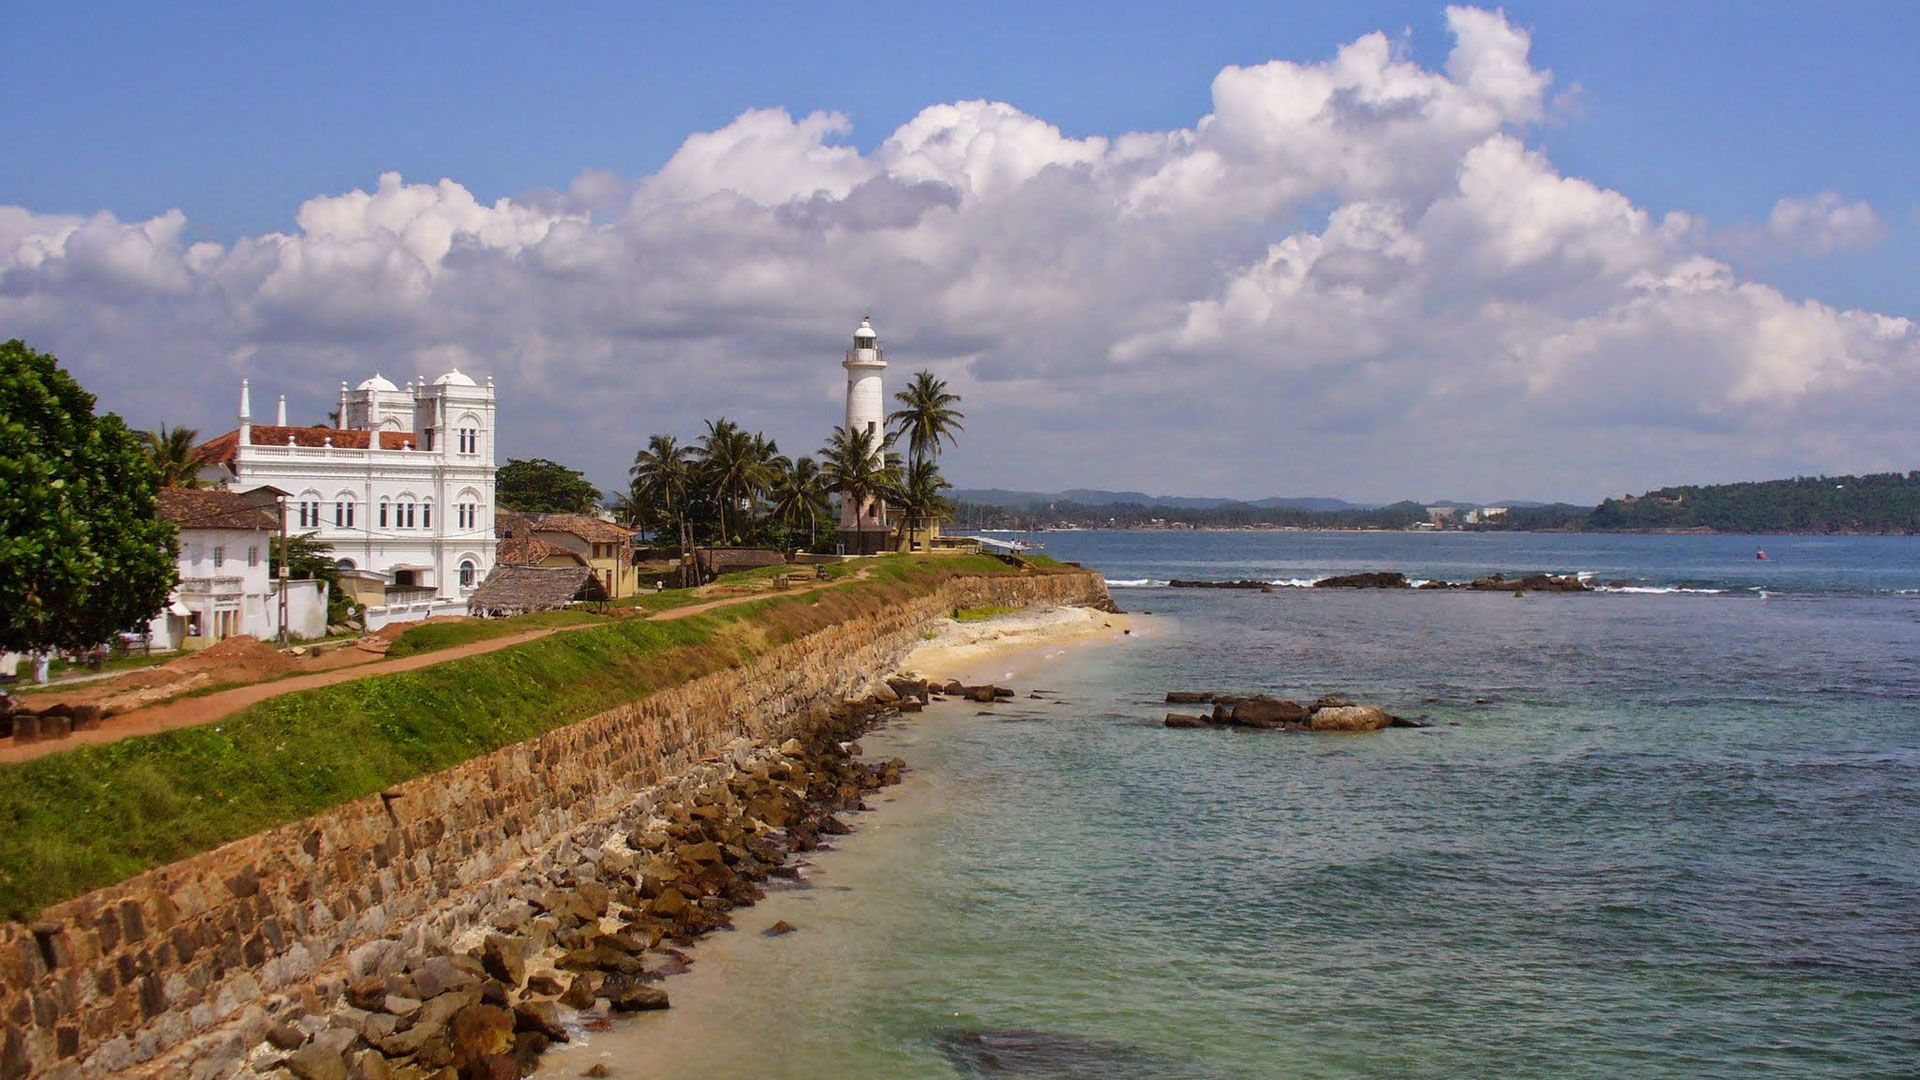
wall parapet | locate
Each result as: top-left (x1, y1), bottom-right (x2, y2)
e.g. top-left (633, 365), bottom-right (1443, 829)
top-left (0, 569), bottom-right (1107, 1079)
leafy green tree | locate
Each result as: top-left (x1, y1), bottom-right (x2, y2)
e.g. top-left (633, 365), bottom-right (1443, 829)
top-left (0, 340), bottom-right (177, 653)
top-left (142, 424), bottom-right (207, 488)
top-left (887, 370), bottom-right (965, 467)
top-left (497, 457), bottom-right (602, 514)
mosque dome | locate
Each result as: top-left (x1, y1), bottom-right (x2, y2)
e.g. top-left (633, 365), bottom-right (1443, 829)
top-left (356, 373), bottom-right (399, 392)
top-left (432, 368), bottom-right (478, 387)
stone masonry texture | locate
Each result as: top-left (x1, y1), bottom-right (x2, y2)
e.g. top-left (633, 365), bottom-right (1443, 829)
top-left (0, 570), bottom-right (1108, 1079)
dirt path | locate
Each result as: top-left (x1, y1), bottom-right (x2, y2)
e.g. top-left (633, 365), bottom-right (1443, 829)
top-left (0, 571), bottom-right (864, 766)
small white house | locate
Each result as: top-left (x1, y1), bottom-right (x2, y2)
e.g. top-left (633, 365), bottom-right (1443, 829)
top-left (147, 488), bottom-right (329, 649)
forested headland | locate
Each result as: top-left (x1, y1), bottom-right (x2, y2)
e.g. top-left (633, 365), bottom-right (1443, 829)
top-left (951, 472), bottom-right (1920, 534)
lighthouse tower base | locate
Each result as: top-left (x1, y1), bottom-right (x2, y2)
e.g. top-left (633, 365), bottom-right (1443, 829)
top-left (837, 524), bottom-right (893, 556)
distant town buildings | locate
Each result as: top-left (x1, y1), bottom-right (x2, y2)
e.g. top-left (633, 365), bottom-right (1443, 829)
top-left (195, 370), bottom-right (499, 628)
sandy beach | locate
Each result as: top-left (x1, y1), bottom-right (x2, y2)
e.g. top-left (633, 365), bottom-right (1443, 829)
top-left (533, 603), bottom-right (1144, 1079)
top-left (895, 604), bottom-right (1140, 686)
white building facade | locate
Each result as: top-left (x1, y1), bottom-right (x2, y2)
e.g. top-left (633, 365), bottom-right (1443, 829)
top-left (146, 489), bottom-right (329, 648)
top-left (197, 369), bottom-right (499, 628)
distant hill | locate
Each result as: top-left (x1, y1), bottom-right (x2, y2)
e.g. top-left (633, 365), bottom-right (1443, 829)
top-left (1588, 472), bottom-right (1920, 534)
top-left (951, 488), bottom-right (1377, 511)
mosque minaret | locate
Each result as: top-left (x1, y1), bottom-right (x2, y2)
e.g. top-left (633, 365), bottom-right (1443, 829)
top-left (838, 315), bottom-right (892, 553)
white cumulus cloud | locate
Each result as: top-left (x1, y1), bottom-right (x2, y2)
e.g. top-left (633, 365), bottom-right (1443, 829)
top-left (1, 7), bottom-right (1913, 503)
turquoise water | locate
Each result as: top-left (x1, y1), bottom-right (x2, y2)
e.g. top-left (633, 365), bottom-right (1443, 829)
top-left (543, 533), bottom-right (1920, 1078)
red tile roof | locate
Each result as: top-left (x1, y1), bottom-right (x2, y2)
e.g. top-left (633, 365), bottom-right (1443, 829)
top-left (195, 426), bottom-right (420, 465)
top-left (530, 514), bottom-right (636, 545)
top-left (156, 488), bottom-right (279, 532)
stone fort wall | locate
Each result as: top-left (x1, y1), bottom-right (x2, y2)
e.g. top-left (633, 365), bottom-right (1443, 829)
top-left (0, 570), bottom-right (1109, 1079)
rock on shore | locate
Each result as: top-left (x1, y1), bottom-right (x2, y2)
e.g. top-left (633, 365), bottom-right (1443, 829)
top-left (1163, 691), bottom-right (1420, 733)
top-left (230, 696), bottom-right (912, 1079)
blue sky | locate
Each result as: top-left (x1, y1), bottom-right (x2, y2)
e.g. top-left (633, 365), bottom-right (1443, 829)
top-left (3, 2), bottom-right (1916, 501)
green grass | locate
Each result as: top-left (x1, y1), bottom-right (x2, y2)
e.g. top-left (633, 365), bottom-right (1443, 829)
top-left (952, 604), bottom-right (1022, 622)
top-left (11, 650), bottom-right (185, 694)
top-left (385, 609), bottom-right (610, 659)
top-left (0, 556), bottom-right (1040, 919)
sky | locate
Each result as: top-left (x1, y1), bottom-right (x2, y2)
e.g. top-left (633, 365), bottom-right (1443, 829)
top-left (3, 1), bottom-right (1917, 504)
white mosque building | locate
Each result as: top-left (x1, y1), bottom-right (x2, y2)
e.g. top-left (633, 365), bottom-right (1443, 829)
top-left (838, 316), bottom-right (893, 555)
top-left (195, 369), bottom-right (499, 627)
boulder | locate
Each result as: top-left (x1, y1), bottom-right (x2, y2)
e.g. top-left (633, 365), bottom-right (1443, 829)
top-left (558, 975), bottom-right (597, 1010)
top-left (1164, 691), bottom-right (1214, 704)
top-left (480, 934), bottom-right (526, 987)
top-left (1163, 714), bottom-right (1209, 728)
top-left (281, 1045), bottom-right (348, 1080)
top-left (1230, 697), bottom-right (1309, 728)
top-left (512, 1001), bottom-right (569, 1043)
top-left (645, 888), bottom-right (692, 921)
top-left (1308, 705), bottom-right (1392, 732)
top-left (868, 681), bottom-right (900, 704)
top-left (410, 956), bottom-right (474, 1000)
top-left (602, 975), bottom-right (669, 1012)
top-left (462, 1053), bottom-right (520, 1080)
top-left (344, 978), bottom-right (388, 1011)
top-left (345, 1049), bottom-right (391, 1080)
top-left (449, 1004), bottom-right (516, 1066)
top-left (1309, 694), bottom-right (1353, 713)
top-left (964, 685), bottom-right (1001, 703)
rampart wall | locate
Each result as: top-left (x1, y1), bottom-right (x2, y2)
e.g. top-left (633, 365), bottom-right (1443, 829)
top-left (0, 570), bottom-right (1108, 1079)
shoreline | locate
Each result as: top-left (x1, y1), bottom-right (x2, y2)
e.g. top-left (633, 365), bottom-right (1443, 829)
top-left (895, 604), bottom-right (1139, 686)
top-left (532, 605), bottom-right (1142, 1078)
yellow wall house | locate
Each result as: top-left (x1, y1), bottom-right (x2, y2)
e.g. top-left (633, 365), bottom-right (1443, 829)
top-left (495, 511), bottom-right (639, 598)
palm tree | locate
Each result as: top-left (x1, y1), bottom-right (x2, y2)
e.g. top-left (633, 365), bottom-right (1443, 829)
top-left (143, 425), bottom-right (206, 488)
top-left (767, 455), bottom-right (830, 550)
top-left (887, 371), bottom-right (965, 467)
top-left (895, 457), bottom-right (954, 546)
top-left (629, 434), bottom-right (692, 537)
top-left (694, 418), bottom-right (778, 544)
top-left (820, 425), bottom-right (900, 541)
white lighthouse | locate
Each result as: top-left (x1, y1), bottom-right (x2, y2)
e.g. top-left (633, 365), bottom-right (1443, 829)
top-left (838, 315), bottom-right (892, 554)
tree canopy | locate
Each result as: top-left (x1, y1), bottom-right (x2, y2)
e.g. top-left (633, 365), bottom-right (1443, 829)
top-left (496, 457), bottom-right (602, 515)
top-left (888, 370), bottom-right (964, 467)
top-left (0, 340), bottom-right (178, 653)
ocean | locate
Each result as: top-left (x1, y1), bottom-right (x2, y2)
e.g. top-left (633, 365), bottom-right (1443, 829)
top-left (537, 531), bottom-right (1920, 1078)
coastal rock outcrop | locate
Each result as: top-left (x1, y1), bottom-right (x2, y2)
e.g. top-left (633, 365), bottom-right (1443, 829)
top-left (207, 696), bottom-right (915, 1080)
top-left (1308, 705), bottom-right (1393, 732)
top-left (1466, 573), bottom-right (1587, 592)
top-left (1229, 697), bottom-right (1310, 728)
top-left (1313, 572), bottom-right (1412, 589)
top-left (1159, 691), bottom-right (1413, 735)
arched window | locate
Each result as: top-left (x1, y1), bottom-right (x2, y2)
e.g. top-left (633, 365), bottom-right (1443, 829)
top-left (459, 560), bottom-right (476, 588)
top-left (335, 558), bottom-right (356, 571)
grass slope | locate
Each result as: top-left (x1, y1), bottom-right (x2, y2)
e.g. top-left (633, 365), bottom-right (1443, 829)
top-left (0, 555), bottom-right (1018, 920)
